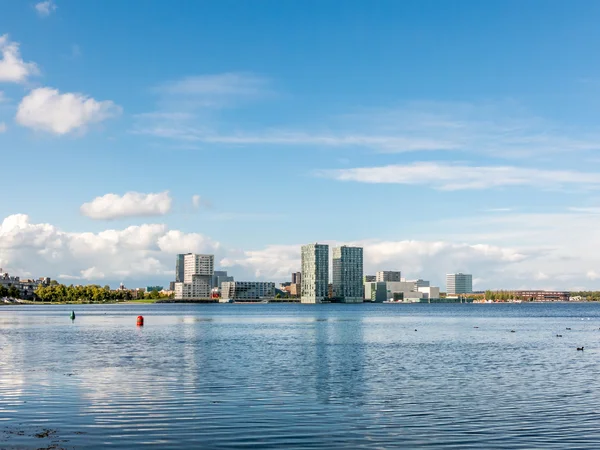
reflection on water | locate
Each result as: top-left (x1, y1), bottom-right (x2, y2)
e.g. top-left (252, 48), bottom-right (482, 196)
top-left (2, 303), bottom-right (600, 448)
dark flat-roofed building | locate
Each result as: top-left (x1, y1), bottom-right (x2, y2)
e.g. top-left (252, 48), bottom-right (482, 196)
top-left (516, 290), bottom-right (570, 302)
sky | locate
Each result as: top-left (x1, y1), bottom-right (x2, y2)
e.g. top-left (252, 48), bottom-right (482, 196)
top-left (2, 0), bottom-right (600, 290)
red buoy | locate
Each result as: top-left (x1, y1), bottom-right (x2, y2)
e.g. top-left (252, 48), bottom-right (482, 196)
top-left (137, 315), bottom-right (144, 326)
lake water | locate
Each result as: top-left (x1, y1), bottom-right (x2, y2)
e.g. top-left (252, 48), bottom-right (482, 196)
top-left (1, 303), bottom-right (600, 449)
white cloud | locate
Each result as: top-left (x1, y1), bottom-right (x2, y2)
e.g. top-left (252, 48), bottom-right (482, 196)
top-left (0, 214), bottom-right (219, 282)
top-left (0, 91), bottom-right (7, 102)
top-left (0, 122), bottom-right (6, 133)
top-left (4, 209), bottom-right (600, 289)
top-left (35, 0), bottom-right (57, 16)
top-left (316, 162), bottom-right (600, 191)
top-left (80, 191), bottom-right (172, 220)
top-left (0, 35), bottom-right (39, 83)
top-left (16, 87), bottom-right (121, 135)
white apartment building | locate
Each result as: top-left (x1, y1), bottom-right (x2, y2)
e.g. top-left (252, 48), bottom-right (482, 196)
top-left (332, 245), bottom-right (363, 303)
top-left (174, 254), bottom-right (214, 299)
top-left (376, 271), bottom-right (401, 282)
top-left (220, 281), bottom-right (275, 302)
top-left (446, 273), bottom-right (473, 295)
top-left (301, 243), bottom-right (329, 303)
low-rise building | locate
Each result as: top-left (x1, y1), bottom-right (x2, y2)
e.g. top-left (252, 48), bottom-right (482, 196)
top-left (221, 281), bottom-right (276, 302)
top-left (364, 281), bottom-right (387, 302)
top-left (515, 290), bottom-right (570, 302)
top-left (0, 272), bottom-right (51, 299)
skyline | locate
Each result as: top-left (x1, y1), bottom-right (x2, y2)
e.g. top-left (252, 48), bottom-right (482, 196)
top-left (3, 1), bottom-right (600, 289)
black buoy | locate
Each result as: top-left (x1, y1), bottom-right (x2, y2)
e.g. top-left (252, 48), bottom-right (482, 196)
top-left (70, 311), bottom-right (75, 320)
top-left (577, 347), bottom-right (584, 351)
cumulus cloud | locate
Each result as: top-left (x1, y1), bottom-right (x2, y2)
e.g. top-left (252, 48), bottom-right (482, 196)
top-left (16, 87), bottom-right (121, 135)
top-left (35, 0), bottom-right (57, 16)
top-left (0, 214), bottom-right (219, 282)
top-left (0, 35), bottom-right (39, 83)
top-left (4, 208), bottom-right (600, 289)
top-left (0, 122), bottom-right (6, 133)
top-left (316, 162), bottom-right (600, 191)
top-left (222, 240), bottom-right (528, 286)
top-left (80, 191), bottom-right (172, 220)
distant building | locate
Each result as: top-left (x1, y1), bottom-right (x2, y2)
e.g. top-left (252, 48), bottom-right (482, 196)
top-left (446, 273), bottom-right (473, 295)
top-left (290, 283), bottom-right (301, 297)
top-left (174, 254), bottom-right (214, 299)
top-left (291, 272), bottom-right (302, 285)
top-left (0, 271), bottom-right (51, 299)
top-left (212, 270), bottom-right (233, 289)
top-left (364, 281), bottom-right (387, 302)
top-left (332, 245), bottom-right (363, 303)
top-left (418, 286), bottom-right (440, 299)
top-left (384, 281), bottom-right (425, 301)
top-left (175, 253), bottom-right (189, 283)
top-left (376, 271), bottom-right (401, 282)
top-left (146, 286), bottom-right (163, 292)
top-left (515, 290), bottom-right (570, 302)
top-left (301, 243), bottom-right (329, 303)
top-left (363, 275), bottom-right (376, 283)
top-left (412, 279), bottom-right (430, 289)
top-left (221, 281), bottom-right (275, 302)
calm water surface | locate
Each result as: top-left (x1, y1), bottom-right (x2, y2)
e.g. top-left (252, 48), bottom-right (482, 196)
top-left (1, 303), bottom-right (600, 449)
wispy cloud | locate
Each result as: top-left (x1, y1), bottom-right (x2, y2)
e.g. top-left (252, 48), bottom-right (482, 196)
top-left (35, 0), bottom-right (57, 17)
top-left (134, 98), bottom-right (600, 158)
top-left (315, 162), bottom-right (600, 191)
top-left (482, 208), bottom-right (513, 212)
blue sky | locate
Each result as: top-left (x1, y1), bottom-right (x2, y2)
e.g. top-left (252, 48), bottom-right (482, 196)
top-left (2, 0), bottom-right (600, 290)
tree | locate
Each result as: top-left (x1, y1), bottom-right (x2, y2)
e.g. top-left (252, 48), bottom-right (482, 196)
top-left (275, 293), bottom-right (281, 299)
top-left (8, 286), bottom-right (20, 299)
top-left (0, 285), bottom-right (8, 298)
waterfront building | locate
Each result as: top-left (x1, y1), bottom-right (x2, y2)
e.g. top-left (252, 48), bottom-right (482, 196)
top-left (446, 273), bottom-right (473, 295)
top-left (418, 286), bottom-right (440, 299)
top-left (332, 245), bottom-right (363, 303)
top-left (0, 271), bottom-right (51, 299)
top-left (301, 243), bottom-right (329, 303)
top-left (174, 254), bottom-right (214, 299)
top-left (364, 281), bottom-right (387, 302)
top-left (221, 281), bottom-right (275, 302)
top-left (376, 271), bottom-right (401, 282)
top-left (515, 290), bottom-right (570, 302)
top-left (175, 253), bottom-right (189, 283)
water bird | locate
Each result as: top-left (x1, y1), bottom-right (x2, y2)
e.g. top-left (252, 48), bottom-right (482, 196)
top-left (474, 326), bottom-right (479, 328)
top-left (577, 347), bottom-right (584, 351)
top-left (414, 329), bottom-right (417, 331)
top-left (566, 328), bottom-right (572, 330)
top-left (556, 334), bottom-right (562, 337)
top-left (510, 330), bottom-right (516, 333)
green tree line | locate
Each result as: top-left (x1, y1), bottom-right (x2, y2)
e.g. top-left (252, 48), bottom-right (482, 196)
top-left (33, 284), bottom-right (173, 303)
